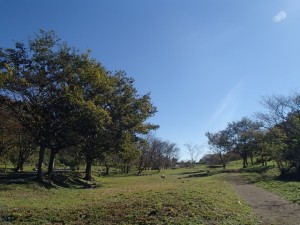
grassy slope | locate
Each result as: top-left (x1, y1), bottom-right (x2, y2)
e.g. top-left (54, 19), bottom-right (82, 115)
top-left (225, 160), bottom-right (300, 205)
top-left (0, 167), bottom-right (258, 225)
top-left (242, 168), bottom-right (300, 204)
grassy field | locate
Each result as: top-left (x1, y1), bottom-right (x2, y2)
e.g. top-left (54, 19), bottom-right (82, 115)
top-left (221, 159), bottom-right (300, 205)
top-left (241, 166), bottom-right (300, 204)
top-left (0, 167), bottom-right (258, 225)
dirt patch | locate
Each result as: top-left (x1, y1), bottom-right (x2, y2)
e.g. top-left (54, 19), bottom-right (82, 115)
top-left (226, 173), bottom-right (300, 225)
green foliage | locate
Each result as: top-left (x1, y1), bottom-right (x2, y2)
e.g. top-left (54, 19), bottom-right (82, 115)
top-left (226, 118), bottom-right (263, 167)
top-left (0, 30), bottom-right (86, 180)
top-left (0, 30), bottom-right (158, 181)
top-left (206, 130), bottom-right (233, 169)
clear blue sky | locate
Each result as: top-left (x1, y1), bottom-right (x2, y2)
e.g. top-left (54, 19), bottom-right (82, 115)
top-left (1, 0), bottom-right (300, 160)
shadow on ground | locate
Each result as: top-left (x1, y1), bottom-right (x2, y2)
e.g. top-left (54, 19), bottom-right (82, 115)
top-left (183, 165), bottom-right (276, 179)
top-left (0, 171), bottom-right (100, 189)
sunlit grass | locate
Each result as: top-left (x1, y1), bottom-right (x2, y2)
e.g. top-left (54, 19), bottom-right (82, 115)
top-left (224, 159), bottom-right (300, 205)
top-left (201, 159), bottom-right (300, 206)
top-left (0, 167), bottom-right (258, 224)
top-left (241, 166), bottom-right (300, 204)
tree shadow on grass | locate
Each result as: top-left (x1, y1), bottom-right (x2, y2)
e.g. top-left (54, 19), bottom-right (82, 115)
top-left (0, 171), bottom-right (102, 189)
top-left (240, 165), bottom-right (274, 174)
top-left (0, 172), bottom-right (36, 182)
top-left (179, 165), bottom-right (275, 179)
top-left (46, 172), bottom-right (102, 189)
top-left (49, 173), bottom-right (84, 188)
top-left (183, 169), bottom-right (243, 178)
top-left (183, 166), bottom-right (276, 180)
top-left (178, 170), bottom-right (211, 176)
top-left (0, 172), bottom-right (36, 190)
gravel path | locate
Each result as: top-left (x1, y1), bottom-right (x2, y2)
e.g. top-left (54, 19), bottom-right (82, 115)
top-left (226, 173), bottom-right (300, 225)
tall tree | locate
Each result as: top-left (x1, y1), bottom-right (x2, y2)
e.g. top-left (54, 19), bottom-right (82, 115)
top-left (161, 141), bottom-right (180, 169)
top-left (63, 55), bottom-right (158, 180)
top-left (0, 104), bottom-right (18, 159)
top-left (206, 130), bottom-right (231, 169)
top-left (0, 30), bottom-right (99, 181)
top-left (184, 143), bottom-right (202, 167)
top-left (0, 30), bottom-right (158, 182)
top-left (227, 117), bottom-right (262, 167)
top-left (258, 93), bottom-right (300, 177)
top-left (103, 72), bottom-right (158, 176)
top-left (264, 126), bottom-right (288, 171)
top-left (108, 72), bottom-right (158, 149)
top-left (13, 129), bottom-right (37, 172)
top-left (136, 136), bottom-right (179, 174)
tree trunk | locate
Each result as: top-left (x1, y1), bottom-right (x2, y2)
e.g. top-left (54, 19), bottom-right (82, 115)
top-left (105, 164), bottom-right (110, 175)
top-left (15, 151), bottom-right (25, 172)
top-left (4, 161), bottom-right (7, 173)
top-left (243, 157), bottom-right (248, 168)
top-left (122, 163), bottom-right (126, 173)
top-left (36, 145), bottom-right (45, 182)
top-left (222, 162), bottom-right (226, 169)
top-left (84, 158), bottom-right (92, 181)
top-left (137, 156), bottom-right (145, 175)
top-left (16, 159), bottom-right (24, 172)
top-left (250, 155), bottom-right (254, 165)
top-left (261, 155), bottom-right (265, 166)
top-left (47, 149), bottom-right (57, 177)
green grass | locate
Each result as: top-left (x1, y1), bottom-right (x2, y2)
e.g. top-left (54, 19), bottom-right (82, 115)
top-left (241, 166), bottom-right (300, 204)
top-left (256, 179), bottom-right (300, 204)
top-left (221, 159), bottom-right (300, 205)
top-left (0, 167), bottom-right (258, 225)
top-left (199, 159), bottom-right (300, 206)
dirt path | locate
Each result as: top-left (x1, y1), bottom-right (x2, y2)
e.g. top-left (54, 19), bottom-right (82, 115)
top-left (226, 173), bottom-right (300, 225)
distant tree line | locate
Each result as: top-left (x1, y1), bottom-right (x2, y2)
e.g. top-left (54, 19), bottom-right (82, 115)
top-left (204, 93), bottom-right (300, 179)
top-left (0, 30), bottom-right (180, 181)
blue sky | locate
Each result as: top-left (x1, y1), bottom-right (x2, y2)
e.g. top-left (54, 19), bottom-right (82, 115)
top-left (1, 0), bottom-right (300, 160)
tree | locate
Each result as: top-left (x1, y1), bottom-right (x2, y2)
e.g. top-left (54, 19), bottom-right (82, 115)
top-left (71, 70), bottom-right (158, 180)
top-left (257, 93), bottom-right (300, 177)
top-left (264, 126), bottom-right (288, 171)
top-left (0, 104), bottom-right (37, 171)
top-left (184, 143), bottom-right (202, 167)
top-left (0, 30), bottom-right (88, 181)
top-left (200, 153), bottom-right (220, 167)
top-left (136, 135), bottom-right (179, 174)
top-left (227, 117), bottom-right (262, 167)
top-left (0, 30), bottom-right (159, 182)
top-left (13, 130), bottom-right (37, 172)
top-left (118, 144), bottom-right (140, 174)
top-left (0, 105), bottom-right (17, 160)
top-left (100, 152), bottom-right (117, 176)
top-left (251, 129), bottom-right (270, 166)
top-left (161, 141), bottom-right (180, 169)
top-left (64, 57), bottom-right (112, 180)
top-left (0, 30), bottom-right (116, 180)
top-left (136, 135), bottom-right (157, 174)
top-left (107, 72), bottom-right (158, 153)
top-left (205, 130), bottom-right (231, 169)
top-left (283, 113), bottom-right (300, 171)
top-left (145, 138), bottom-right (165, 171)
top-left (257, 94), bottom-right (291, 128)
